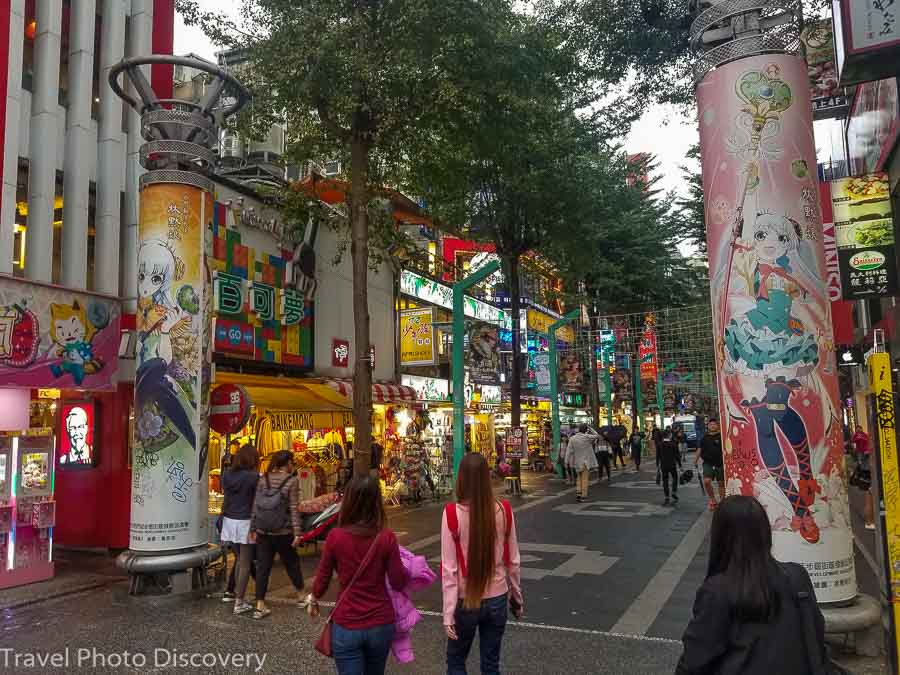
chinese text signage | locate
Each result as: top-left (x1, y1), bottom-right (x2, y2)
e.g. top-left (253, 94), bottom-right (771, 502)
top-left (400, 270), bottom-right (511, 329)
top-left (399, 308), bottom-right (437, 366)
top-left (830, 173), bottom-right (897, 299)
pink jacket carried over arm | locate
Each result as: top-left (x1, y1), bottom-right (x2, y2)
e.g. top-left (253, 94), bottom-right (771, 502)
top-left (386, 546), bottom-right (437, 664)
top-left (440, 501), bottom-right (524, 627)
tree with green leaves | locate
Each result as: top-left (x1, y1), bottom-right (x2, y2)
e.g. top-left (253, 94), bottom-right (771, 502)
top-left (676, 144), bottom-right (708, 257)
top-left (177, 0), bottom-right (514, 476)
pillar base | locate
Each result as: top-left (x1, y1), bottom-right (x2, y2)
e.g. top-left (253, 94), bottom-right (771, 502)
top-left (116, 544), bottom-right (223, 596)
top-left (822, 593), bottom-right (883, 657)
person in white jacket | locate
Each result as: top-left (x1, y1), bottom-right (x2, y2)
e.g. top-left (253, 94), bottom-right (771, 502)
top-left (567, 424), bottom-right (599, 502)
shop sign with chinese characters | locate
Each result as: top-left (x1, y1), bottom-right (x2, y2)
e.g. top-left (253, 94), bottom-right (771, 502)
top-left (210, 202), bottom-right (314, 368)
top-left (269, 410), bottom-right (354, 431)
top-left (399, 308), bottom-right (437, 366)
top-left (526, 310), bottom-right (574, 344)
top-left (830, 174), bottom-right (897, 299)
top-left (400, 270), bottom-right (511, 329)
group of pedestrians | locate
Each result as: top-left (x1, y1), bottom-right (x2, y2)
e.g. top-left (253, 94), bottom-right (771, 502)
top-left (220, 444), bottom-right (522, 675)
top-left (559, 423), bottom-right (649, 501)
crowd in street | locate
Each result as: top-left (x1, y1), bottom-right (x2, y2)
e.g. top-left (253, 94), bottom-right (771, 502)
top-left (216, 425), bottom-right (835, 675)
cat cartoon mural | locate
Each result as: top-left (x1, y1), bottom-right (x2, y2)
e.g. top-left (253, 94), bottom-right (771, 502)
top-left (48, 301), bottom-right (106, 385)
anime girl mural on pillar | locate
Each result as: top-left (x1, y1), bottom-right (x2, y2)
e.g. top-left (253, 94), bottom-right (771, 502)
top-left (131, 183), bottom-right (213, 552)
top-left (698, 55), bottom-right (855, 600)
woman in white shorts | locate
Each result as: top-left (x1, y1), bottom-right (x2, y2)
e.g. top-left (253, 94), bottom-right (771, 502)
top-left (221, 444), bottom-right (260, 615)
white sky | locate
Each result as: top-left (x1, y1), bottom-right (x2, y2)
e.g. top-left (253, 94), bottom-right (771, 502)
top-left (174, 2), bottom-right (697, 197)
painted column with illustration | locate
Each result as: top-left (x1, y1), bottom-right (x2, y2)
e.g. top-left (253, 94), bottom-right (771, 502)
top-left (689, 2), bottom-right (855, 602)
top-left (109, 56), bottom-right (250, 590)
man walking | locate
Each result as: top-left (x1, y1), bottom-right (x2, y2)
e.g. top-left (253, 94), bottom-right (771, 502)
top-left (568, 424), bottom-right (599, 502)
top-left (595, 429), bottom-right (613, 484)
top-left (696, 418), bottom-right (725, 510)
top-left (657, 428), bottom-right (681, 505)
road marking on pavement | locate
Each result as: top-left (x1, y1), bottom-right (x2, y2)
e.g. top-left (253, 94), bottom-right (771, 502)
top-left (854, 532), bottom-right (879, 580)
top-left (554, 500), bottom-right (673, 518)
top-left (611, 509), bottom-right (712, 636)
top-left (294, 598), bottom-right (681, 645)
top-left (402, 487), bottom-right (577, 552)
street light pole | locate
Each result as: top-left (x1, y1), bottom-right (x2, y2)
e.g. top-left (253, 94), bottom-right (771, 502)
top-left (549, 310), bottom-right (580, 476)
top-left (452, 261), bottom-right (502, 477)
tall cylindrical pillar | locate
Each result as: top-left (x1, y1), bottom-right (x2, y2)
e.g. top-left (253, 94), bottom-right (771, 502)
top-left (691, 2), bottom-right (856, 602)
top-left (109, 55), bottom-right (249, 591)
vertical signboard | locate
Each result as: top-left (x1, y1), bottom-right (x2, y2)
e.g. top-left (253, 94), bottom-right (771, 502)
top-left (869, 351), bottom-right (900, 667)
top-left (831, 173), bottom-right (897, 299)
top-left (399, 307), bottom-right (437, 366)
top-left (801, 19), bottom-right (850, 119)
top-left (131, 183), bottom-right (213, 551)
top-left (466, 321), bottom-right (500, 385)
top-left (698, 55), bottom-right (855, 602)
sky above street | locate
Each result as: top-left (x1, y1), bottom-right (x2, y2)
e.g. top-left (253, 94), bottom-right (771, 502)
top-left (173, 2), bottom-right (699, 197)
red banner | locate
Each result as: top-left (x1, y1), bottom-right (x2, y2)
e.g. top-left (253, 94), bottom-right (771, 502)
top-left (638, 327), bottom-right (657, 381)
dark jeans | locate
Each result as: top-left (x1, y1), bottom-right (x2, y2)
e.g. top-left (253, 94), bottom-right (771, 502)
top-left (612, 445), bottom-right (625, 467)
top-left (631, 447), bottom-right (642, 470)
top-left (255, 533), bottom-right (303, 601)
top-left (596, 452), bottom-right (611, 481)
top-left (333, 622), bottom-right (395, 675)
top-left (447, 593), bottom-right (508, 675)
top-left (661, 466), bottom-right (678, 498)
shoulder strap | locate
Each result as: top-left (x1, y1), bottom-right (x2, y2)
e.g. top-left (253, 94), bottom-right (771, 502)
top-left (445, 503), bottom-right (467, 578)
top-left (328, 530), bottom-right (384, 623)
top-left (500, 499), bottom-right (513, 568)
top-left (783, 563), bottom-right (826, 675)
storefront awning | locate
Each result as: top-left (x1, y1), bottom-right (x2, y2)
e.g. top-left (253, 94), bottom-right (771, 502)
top-left (326, 380), bottom-right (417, 405)
top-left (214, 373), bottom-right (351, 412)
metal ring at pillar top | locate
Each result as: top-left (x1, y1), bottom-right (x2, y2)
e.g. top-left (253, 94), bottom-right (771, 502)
top-left (139, 170), bottom-right (213, 193)
top-left (109, 54), bottom-right (251, 119)
top-left (688, 0), bottom-right (803, 83)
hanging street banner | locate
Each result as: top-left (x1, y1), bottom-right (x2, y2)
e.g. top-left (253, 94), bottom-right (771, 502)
top-left (831, 173), bottom-right (897, 299)
top-left (698, 54), bottom-right (855, 602)
top-left (466, 321), bottom-right (500, 385)
top-left (559, 352), bottom-right (584, 392)
top-left (638, 324), bottom-right (658, 381)
top-left (399, 307), bottom-right (437, 366)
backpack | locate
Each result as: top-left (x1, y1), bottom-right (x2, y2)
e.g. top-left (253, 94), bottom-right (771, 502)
top-left (254, 474), bottom-right (293, 533)
top-left (444, 500), bottom-right (513, 578)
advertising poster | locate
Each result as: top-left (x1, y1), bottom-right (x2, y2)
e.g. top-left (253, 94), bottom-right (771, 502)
top-left (698, 54), bottom-right (855, 601)
top-left (401, 374), bottom-right (450, 402)
top-left (58, 401), bottom-right (96, 467)
top-left (0, 277), bottom-right (120, 390)
top-left (505, 426), bottom-right (526, 460)
top-left (399, 307), bottom-right (437, 366)
top-left (466, 321), bottom-right (500, 385)
top-left (800, 19), bottom-right (849, 119)
top-left (559, 352), bottom-right (583, 392)
top-left (869, 352), bottom-right (900, 662)
top-left (831, 173), bottom-right (897, 299)
top-left (533, 353), bottom-right (551, 398)
top-left (131, 183), bottom-right (213, 552)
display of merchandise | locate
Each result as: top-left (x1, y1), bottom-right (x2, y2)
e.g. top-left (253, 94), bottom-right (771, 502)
top-left (31, 500), bottom-right (55, 529)
top-left (0, 505), bottom-right (12, 534)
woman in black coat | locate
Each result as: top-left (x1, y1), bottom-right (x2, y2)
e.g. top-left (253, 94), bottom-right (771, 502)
top-left (677, 496), bottom-right (827, 675)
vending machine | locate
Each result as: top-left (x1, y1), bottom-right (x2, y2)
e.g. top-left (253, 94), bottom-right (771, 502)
top-left (0, 435), bottom-right (56, 589)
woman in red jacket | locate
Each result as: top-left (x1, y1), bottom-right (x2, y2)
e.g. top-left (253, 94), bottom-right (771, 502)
top-left (309, 476), bottom-right (408, 674)
top-left (442, 453), bottom-right (523, 675)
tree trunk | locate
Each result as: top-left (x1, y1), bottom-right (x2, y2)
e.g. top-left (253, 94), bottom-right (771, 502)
top-left (508, 254), bottom-right (522, 479)
top-left (350, 137), bottom-right (373, 478)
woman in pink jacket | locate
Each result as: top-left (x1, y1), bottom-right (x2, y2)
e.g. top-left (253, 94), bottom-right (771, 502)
top-left (441, 453), bottom-right (523, 675)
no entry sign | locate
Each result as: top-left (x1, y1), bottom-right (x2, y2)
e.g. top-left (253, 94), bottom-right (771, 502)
top-left (209, 384), bottom-right (251, 435)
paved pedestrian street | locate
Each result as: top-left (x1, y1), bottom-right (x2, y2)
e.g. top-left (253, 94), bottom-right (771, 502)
top-left (0, 467), bottom-right (885, 673)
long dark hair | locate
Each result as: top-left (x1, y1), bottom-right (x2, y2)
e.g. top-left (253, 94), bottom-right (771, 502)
top-left (339, 476), bottom-right (386, 536)
top-left (708, 495), bottom-right (780, 621)
top-left (231, 443), bottom-right (258, 472)
top-left (456, 453), bottom-right (497, 610)
top-left (265, 450), bottom-right (293, 488)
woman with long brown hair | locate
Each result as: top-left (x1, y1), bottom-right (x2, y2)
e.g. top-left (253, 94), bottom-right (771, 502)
top-left (442, 453), bottom-right (523, 675)
top-left (310, 476), bottom-right (408, 674)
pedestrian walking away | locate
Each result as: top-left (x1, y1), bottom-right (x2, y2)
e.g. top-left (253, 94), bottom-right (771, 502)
top-left (221, 443), bottom-right (260, 615)
top-left (851, 425), bottom-right (875, 529)
top-left (250, 450), bottom-right (305, 620)
top-left (568, 424), bottom-right (600, 500)
top-left (558, 434), bottom-right (575, 485)
top-left (628, 428), bottom-right (644, 472)
top-left (657, 429), bottom-right (682, 505)
top-left (697, 418), bottom-right (725, 511)
top-left (309, 476), bottom-right (410, 675)
top-left (677, 496), bottom-right (829, 675)
top-left (442, 453), bottom-right (523, 675)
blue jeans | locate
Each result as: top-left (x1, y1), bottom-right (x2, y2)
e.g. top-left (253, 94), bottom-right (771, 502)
top-left (446, 593), bottom-right (508, 675)
top-left (332, 622), bottom-right (395, 675)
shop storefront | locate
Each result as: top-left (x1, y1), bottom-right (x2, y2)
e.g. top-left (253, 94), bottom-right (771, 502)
top-left (0, 276), bottom-right (123, 588)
